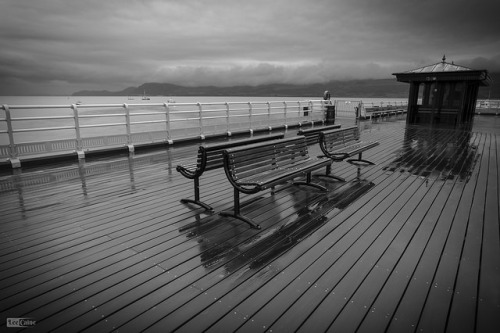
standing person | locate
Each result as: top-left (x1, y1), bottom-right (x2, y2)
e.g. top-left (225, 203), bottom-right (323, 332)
top-left (323, 90), bottom-right (331, 103)
top-left (323, 90), bottom-right (335, 123)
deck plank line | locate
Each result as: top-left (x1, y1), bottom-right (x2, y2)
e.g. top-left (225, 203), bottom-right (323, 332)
top-left (0, 165), bottom-right (340, 292)
top-left (209, 176), bottom-right (430, 333)
top-left (83, 184), bottom-right (360, 330)
top-left (0, 163), bottom-right (171, 210)
top-left (356, 131), bottom-right (485, 332)
top-left (84, 141), bottom-right (410, 332)
top-left (4, 178), bottom-right (352, 328)
top-left (446, 132), bottom-right (491, 333)
top-left (0, 127), bottom-right (398, 288)
top-left (330, 132), bottom-right (484, 332)
top-left (138, 126), bottom-right (450, 330)
top-left (415, 131), bottom-right (489, 332)
top-left (1, 122), bottom-right (498, 332)
top-left (139, 126), bottom-right (456, 330)
top-left (0, 190), bottom-right (205, 268)
top-left (117, 174), bottom-right (412, 332)
top-left (199, 129), bottom-right (469, 332)
top-left (476, 133), bottom-right (500, 332)
top-left (0, 171), bottom-right (206, 242)
top-left (270, 130), bottom-right (465, 333)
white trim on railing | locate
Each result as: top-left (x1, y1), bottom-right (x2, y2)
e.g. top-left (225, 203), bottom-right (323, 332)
top-left (0, 99), bottom-right (408, 167)
top-left (0, 99), bottom-right (328, 167)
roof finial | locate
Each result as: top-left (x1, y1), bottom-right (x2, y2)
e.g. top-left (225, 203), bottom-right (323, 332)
top-left (442, 54), bottom-right (446, 63)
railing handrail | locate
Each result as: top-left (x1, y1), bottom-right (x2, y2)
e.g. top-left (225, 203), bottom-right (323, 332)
top-left (0, 99), bottom-right (330, 166)
top-left (0, 98), bottom-right (407, 167)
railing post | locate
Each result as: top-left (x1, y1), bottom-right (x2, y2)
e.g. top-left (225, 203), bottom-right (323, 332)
top-left (283, 101), bottom-right (288, 129)
top-left (3, 105), bottom-right (20, 168)
top-left (123, 103), bottom-right (134, 153)
top-left (360, 102), bottom-right (367, 120)
top-left (225, 102), bottom-right (231, 136)
top-left (248, 102), bottom-right (253, 135)
top-left (71, 104), bottom-right (85, 159)
top-left (267, 101), bottom-right (272, 131)
top-left (297, 101), bottom-right (302, 126)
top-left (197, 103), bottom-right (204, 140)
top-left (308, 100), bottom-right (313, 125)
top-left (164, 102), bottom-right (173, 144)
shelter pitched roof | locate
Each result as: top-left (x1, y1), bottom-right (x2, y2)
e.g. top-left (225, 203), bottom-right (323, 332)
top-left (393, 56), bottom-right (490, 86)
top-left (406, 61), bottom-right (472, 73)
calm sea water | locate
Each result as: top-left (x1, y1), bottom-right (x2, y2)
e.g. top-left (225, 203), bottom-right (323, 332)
top-left (0, 95), bottom-right (408, 106)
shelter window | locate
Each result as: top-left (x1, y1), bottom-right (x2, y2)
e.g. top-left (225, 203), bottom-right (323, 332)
top-left (422, 82), bottom-right (437, 107)
top-left (441, 82), bottom-right (464, 109)
top-left (417, 83), bottom-right (424, 105)
top-left (451, 82), bottom-right (464, 108)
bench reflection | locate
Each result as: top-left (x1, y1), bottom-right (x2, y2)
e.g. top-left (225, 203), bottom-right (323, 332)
top-left (382, 127), bottom-right (478, 182)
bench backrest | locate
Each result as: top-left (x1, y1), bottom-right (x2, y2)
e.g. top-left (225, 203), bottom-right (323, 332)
top-left (223, 136), bottom-right (310, 181)
top-left (297, 124), bottom-right (341, 145)
top-left (200, 133), bottom-right (285, 172)
top-left (319, 126), bottom-right (360, 152)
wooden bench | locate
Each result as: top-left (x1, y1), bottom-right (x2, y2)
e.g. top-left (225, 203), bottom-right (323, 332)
top-left (319, 125), bottom-right (380, 178)
top-left (297, 124), bottom-right (341, 145)
top-left (176, 133), bottom-right (285, 211)
top-left (220, 136), bottom-right (331, 229)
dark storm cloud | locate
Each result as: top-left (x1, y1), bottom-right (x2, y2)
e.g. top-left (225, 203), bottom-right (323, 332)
top-left (0, 0), bottom-right (499, 95)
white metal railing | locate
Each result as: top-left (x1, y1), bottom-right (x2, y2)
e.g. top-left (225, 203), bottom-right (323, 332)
top-left (334, 100), bottom-right (408, 119)
top-left (0, 98), bottom-right (411, 167)
top-left (476, 99), bottom-right (500, 110)
top-left (0, 99), bottom-right (329, 166)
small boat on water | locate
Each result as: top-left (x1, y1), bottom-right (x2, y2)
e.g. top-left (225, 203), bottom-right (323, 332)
top-left (142, 90), bottom-right (150, 100)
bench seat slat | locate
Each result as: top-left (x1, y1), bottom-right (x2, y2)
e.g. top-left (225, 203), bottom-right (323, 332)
top-left (319, 125), bottom-right (379, 167)
top-left (221, 136), bottom-right (331, 229)
top-left (297, 124), bottom-right (342, 145)
top-left (175, 133), bottom-right (285, 211)
top-left (227, 140), bottom-right (312, 179)
top-left (235, 158), bottom-right (330, 190)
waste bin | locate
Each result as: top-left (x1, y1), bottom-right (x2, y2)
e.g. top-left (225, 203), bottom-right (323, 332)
top-left (325, 105), bottom-right (335, 124)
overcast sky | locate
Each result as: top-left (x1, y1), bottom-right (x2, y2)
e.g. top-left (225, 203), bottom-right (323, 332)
top-left (1, 0), bottom-right (499, 95)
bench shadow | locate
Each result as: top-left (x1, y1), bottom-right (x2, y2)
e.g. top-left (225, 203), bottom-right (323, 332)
top-left (179, 177), bottom-right (375, 276)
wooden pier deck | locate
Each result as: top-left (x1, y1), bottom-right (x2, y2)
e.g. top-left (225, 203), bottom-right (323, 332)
top-left (0, 117), bottom-right (499, 332)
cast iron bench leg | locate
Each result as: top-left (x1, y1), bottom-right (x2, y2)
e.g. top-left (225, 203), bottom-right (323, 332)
top-left (315, 164), bottom-right (346, 182)
top-left (347, 152), bottom-right (375, 166)
top-left (293, 172), bottom-right (328, 191)
top-left (180, 177), bottom-right (214, 211)
top-left (220, 189), bottom-right (261, 229)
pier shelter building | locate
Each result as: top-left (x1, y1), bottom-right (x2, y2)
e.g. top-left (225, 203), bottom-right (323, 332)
top-left (393, 56), bottom-right (490, 127)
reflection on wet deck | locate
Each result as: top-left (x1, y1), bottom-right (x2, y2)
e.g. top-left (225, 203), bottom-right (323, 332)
top-left (185, 178), bottom-right (374, 273)
top-left (383, 127), bottom-right (479, 181)
top-left (0, 117), bottom-right (498, 332)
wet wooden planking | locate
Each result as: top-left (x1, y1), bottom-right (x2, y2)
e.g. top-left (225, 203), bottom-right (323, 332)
top-left (0, 121), bottom-right (499, 332)
top-left (218, 130), bottom-right (472, 329)
top-left (145, 126), bottom-right (458, 330)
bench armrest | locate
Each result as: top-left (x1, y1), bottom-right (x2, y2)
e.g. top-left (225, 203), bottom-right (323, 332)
top-left (176, 146), bottom-right (207, 179)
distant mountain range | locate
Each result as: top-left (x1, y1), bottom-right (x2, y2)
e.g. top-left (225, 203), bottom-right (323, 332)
top-left (73, 74), bottom-right (500, 99)
top-left (73, 79), bottom-right (409, 98)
